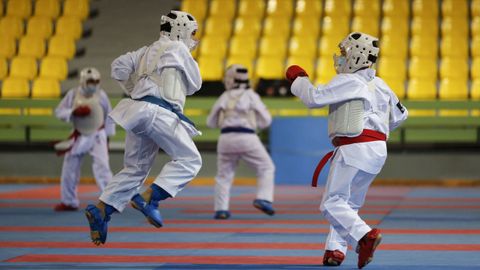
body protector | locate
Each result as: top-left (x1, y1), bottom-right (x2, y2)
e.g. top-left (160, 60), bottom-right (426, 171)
top-left (80, 67), bottom-right (101, 95)
top-left (160, 10), bottom-right (198, 51)
top-left (218, 65), bottom-right (256, 128)
top-left (333, 32), bottom-right (379, 74)
top-left (72, 88), bottom-right (104, 135)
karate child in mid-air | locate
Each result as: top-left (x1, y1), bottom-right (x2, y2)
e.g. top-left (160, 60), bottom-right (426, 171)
top-left (207, 64), bottom-right (275, 219)
top-left (84, 10), bottom-right (202, 246)
top-left (286, 32), bottom-right (408, 269)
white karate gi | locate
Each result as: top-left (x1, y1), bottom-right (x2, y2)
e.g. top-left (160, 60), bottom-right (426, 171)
top-left (55, 87), bottom-right (115, 208)
top-left (100, 36), bottom-right (202, 212)
top-left (207, 88), bottom-right (275, 211)
top-left (291, 68), bottom-right (408, 254)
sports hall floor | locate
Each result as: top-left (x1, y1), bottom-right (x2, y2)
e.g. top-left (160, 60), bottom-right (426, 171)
top-left (0, 184), bottom-right (479, 269)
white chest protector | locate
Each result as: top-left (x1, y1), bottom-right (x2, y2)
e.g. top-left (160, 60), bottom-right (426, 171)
top-left (218, 91), bottom-right (256, 129)
top-left (125, 44), bottom-right (187, 110)
top-left (72, 89), bottom-right (104, 135)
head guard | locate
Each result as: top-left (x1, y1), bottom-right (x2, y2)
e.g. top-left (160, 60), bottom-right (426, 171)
top-left (333, 32), bottom-right (379, 74)
top-left (79, 67), bottom-right (101, 95)
top-left (223, 64), bottom-right (250, 90)
top-left (160, 10), bottom-right (198, 50)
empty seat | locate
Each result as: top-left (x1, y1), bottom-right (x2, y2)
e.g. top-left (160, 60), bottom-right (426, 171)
top-left (263, 16), bottom-right (290, 39)
top-left (315, 56), bottom-right (336, 84)
top-left (47, 35), bottom-right (76, 59)
top-left (411, 17), bottom-right (438, 37)
top-left (472, 36), bottom-right (480, 58)
top-left (0, 16), bottom-right (24, 39)
top-left (354, 0), bottom-right (380, 18)
top-left (473, 0), bottom-right (480, 17)
top-left (407, 79), bottom-right (437, 100)
top-left (266, 0), bottom-right (293, 17)
top-left (1, 77), bottom-right (30, 98)
top-left (286, 56), bottom-right (315, 79)
top-left (0, 33), bottom-right (16, 59)
top-left (181, 0), bottom-right (207, 22)
top-left (408, 57), bottom-right (438, 80)
top-left (441, 17), bottom-right (468, 38)
top-left (18, 35), bottom-right (46, 59)
top-left (318, 35), bottom-right (340, 56)
top-left (382, 0), bottom-right (409, 18)
top-left (259, 36), bottom-right (287, 57)
top-left (380, 34), bottom-right (408, 59)
top-left (255, 56), bottom-right (284, 79)
top-left (383, 77), bottom-right (405, 98)
top-left (39, 56), bottom-right (68, 80)
top-left (10, 56), bottom-right (37, 80)
top-left (229, 36), bottom-right (257, 58)
top-left (209, 0), bottom-right (236, 20)
top-left (198, 56), bottom-right (224, 81)
top-left (351, 16), bottom-right (379, 37)
top-left (440, 58), bottom-right (468, 80)
top-left (199, 35), bottom-right (228, 58)
top-left (377, 58), bottom-right (406, 81)
top-left (322, 16), bottom-right (350, 39)
top-left (472, 58), bottom-right (480, 80)
top-left (324, 0), bottom-right (352, 17)
top-left (381, 16), bottom-right (409, 37)
top-left (441, 35), bottom-right (468, 58)
top-left (204, 16), bottom-right (232, 38)
top-left (472, 17), bottom-right (480, 37)
top-left (410, 35), bottom-right (438, 59)
top-left (26, 16), bottom-right (54, 39)
top-left (31, 77), bottom-right (61, 98)
top-left (439, 79), bottom-right (468, 100)
top-left (292, 16), bottom-right (320, 37)
top-left (233, 16), bottom-right (262, 37)
top-left (238, 0), bottom-right (265, 19)
top-left (472, 79), bottom-right (480, 100)
top-left (0, 58), bottom-right (7, 79)
top-left (6, 0), bottom-right (31, 19)
top-left (295, 0), bottom-right (323, 16)
top-left (288, 36), bottom-right (317, 58)
top-left (442, 0), bottom-right (468, 18)
top-left (226, 56), bottom-right (255, 76)
top-left (56, 16), bottom-right (83, 40)
top-left (63, 0), bottom-right (90, 21)
top-left (35, 0), bottom-right (61, 19)
top-left (412, 0), bottom-right (438, 18)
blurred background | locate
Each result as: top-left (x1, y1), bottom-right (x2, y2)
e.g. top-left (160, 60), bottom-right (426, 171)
top-left (0, 0), bottom-right (479, 186)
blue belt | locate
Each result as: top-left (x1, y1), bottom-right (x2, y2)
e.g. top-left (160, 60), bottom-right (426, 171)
top-left (221, 127), bottom-right (255, 134)
top-left (134, 95), bottom-right (195, 127)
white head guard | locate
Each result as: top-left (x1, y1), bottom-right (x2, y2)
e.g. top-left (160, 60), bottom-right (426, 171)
top-left (79, 67), bottom-right (101, 95)
top-left (223, 64), bottom-right (250, 90)
top-left (333, 32), bottom-right (379, 74)
top-left (160, 10), bottom-right (198, 50)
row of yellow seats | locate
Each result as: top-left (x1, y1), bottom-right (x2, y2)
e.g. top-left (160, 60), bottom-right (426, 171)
top-left (0, 0), bottom-right (89, 21)
top-left (1, 34), bottom-right (76, 60)
top-left (1, 76), bottom-right (61, 98)
top-left (0, 56), bottom-right (68, 80)
top-left (0, 15), bottom-right (83, 40)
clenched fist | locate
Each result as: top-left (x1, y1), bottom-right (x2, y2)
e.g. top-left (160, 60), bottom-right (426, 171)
top-left (286, 65), bottom-right (309, 83)
top-left (72, 105), bottom-right (91, 117)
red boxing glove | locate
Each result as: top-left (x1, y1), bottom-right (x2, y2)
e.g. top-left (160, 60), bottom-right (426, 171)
top-left (72, 105), bottom-right (91, 117)
top-left (286, 65), bottom-right (309, 83)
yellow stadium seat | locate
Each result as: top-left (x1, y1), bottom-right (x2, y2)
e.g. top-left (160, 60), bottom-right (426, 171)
top-left (10, 56), bottom-right (37, 80)
top-left (382, 0), bottom-right (409, 17)
top-left (35, 0), bottom-right (60, 19)
top-left (0, 58), bottom-right (7, 79)
top-left (56, 16), bottom-right (83, 40)
top-left (472, 80), bottom-right (480, 100)
top-left (18, 35), bottom-right (46, 59)
top-left (204, 16), bottom-right (232, 38)
top-left (0, 16), bottom-right (24, 39)
top-left (322, 16), bottom-right (350, 39)
top-left (39, 56), bottom-right (68, 80)
top-left (382, 78), bottom-right (405, 99)
top-left (472, 36), bottom-right (480, 58)
top-left (288, 36), bottom-right (316, 58)
top-left (0, 34), bottom-right (16, 59)
top-left (318, 36), bottom-right (340, 56)
top-left (377, 58), bottom-right (406, 81)
top-left (263, 16), bottom-right (290, 39)
top-left (472, 58), bottom-right (480, 80)
top-left (0, 1), bottom-right (3, 17)
top-left (210, 0), bottom-right (236, 20)
top-left (1, 77), bottom-right (30, 98)
top-left (47, 35), bottom-right (76, 59)
top-left (324, 0), bottom-right (352, 18)
top-left (233, 16), bottom-right (262, 37)
top-left (286, 56), bottom-right (315, 78)
top-left (259, 36), bottom-right (287, 57)
top-left (6, 0), bottom-right (31, 19)
top-left (63, 0), bottom-right (90, 21)
top-left (411, 17), bottom-right (438, 37)
top-left (473, 0), bottom-right (480, 17)
top-left (441, 17), bottom-right (468, 38)
top-left (408, 57), bottom-right (437, 80)
top-left (440, 58), bottom-right (468, 80)
top-left (199, 35), bottom-right (228, 58)
top-left (292, 16), bottom-right (320, 37)
top-left (238, 0), bottom-right (265, 19)
top-left (198, 56), bottom-right (224, 81)
top-left (441, 35), bottom-right (468, 58)
top-left (380, 34), bottom-right (408, 59)
top-left (351, 16), bottom-right (379, 37)
top-left (229, 36), bottom-right (257, 58)
top-left (410, 35), bottom-right (438, 59)
top-left (181, 0), bottom-right (207, 22)
top-left (439, 79), bottom-right (468, 100)
top-left (442, 0), bottom-right (468, 18)
top-left (354, 0), bottom-right (380, 18)
top-left (381, 16), bottom-right (409, 37)
top-left (31, 77), bottom-right (61, 98)
top-left (266, 0), bottom-right (293, 17)
top-left (26, 16), bottom-right (54, 39)
top-left (412, 0), bottom-right (438, 19)
top-left (407, 79), bottom-right (437, 100)
top-left (226, 56), bottom-right (255, 76)
top-left (472, 17), bottom-right (480, 37)
top-left (315, 56), bottom-right (336, 84)
top-left (255, 56), bottom-right (284, 79)
top-left (295, 0), bottom-right (323, 16)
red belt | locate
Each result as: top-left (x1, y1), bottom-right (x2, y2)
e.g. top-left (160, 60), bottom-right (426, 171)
top-left (311, 129), bottom-right (387, 187)
top-left (56, 124), bottom-right (105, 156)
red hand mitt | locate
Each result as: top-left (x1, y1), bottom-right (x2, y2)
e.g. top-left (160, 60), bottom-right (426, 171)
top-left (286, 65), bottom-right (309, 83)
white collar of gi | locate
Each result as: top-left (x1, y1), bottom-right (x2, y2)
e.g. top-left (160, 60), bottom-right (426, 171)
top-left (355, 68), bottom-right (376, 81)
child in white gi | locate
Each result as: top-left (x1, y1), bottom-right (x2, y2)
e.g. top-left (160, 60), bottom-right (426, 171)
top-left (286, 32), bottom-right (408, 269)
top-left (85, 10), bottom-right (202, 246)
top-left (207, 65), bottom-right (275, 219)
top-left (54, 67), bottom-right (115, 211)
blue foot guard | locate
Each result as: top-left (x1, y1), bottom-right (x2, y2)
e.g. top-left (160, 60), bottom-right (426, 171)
top-left (85, 204), bottom-right (116, 245)
top-left (214, 210), bottom-right (231, 220)
top-left (253, 199), bottom-right (275, 216)
top-left (131, 184), bottom-right (171, 228)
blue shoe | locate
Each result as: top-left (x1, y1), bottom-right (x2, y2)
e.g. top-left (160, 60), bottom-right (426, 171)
top-left (214, 210), bottom-right (231, 220)
top-left (253, 199), bottom-right (275, 216)
top-left (85, 204), bottom-right (111, 245)
top-left (131, 194), bottom-right (163, 228)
